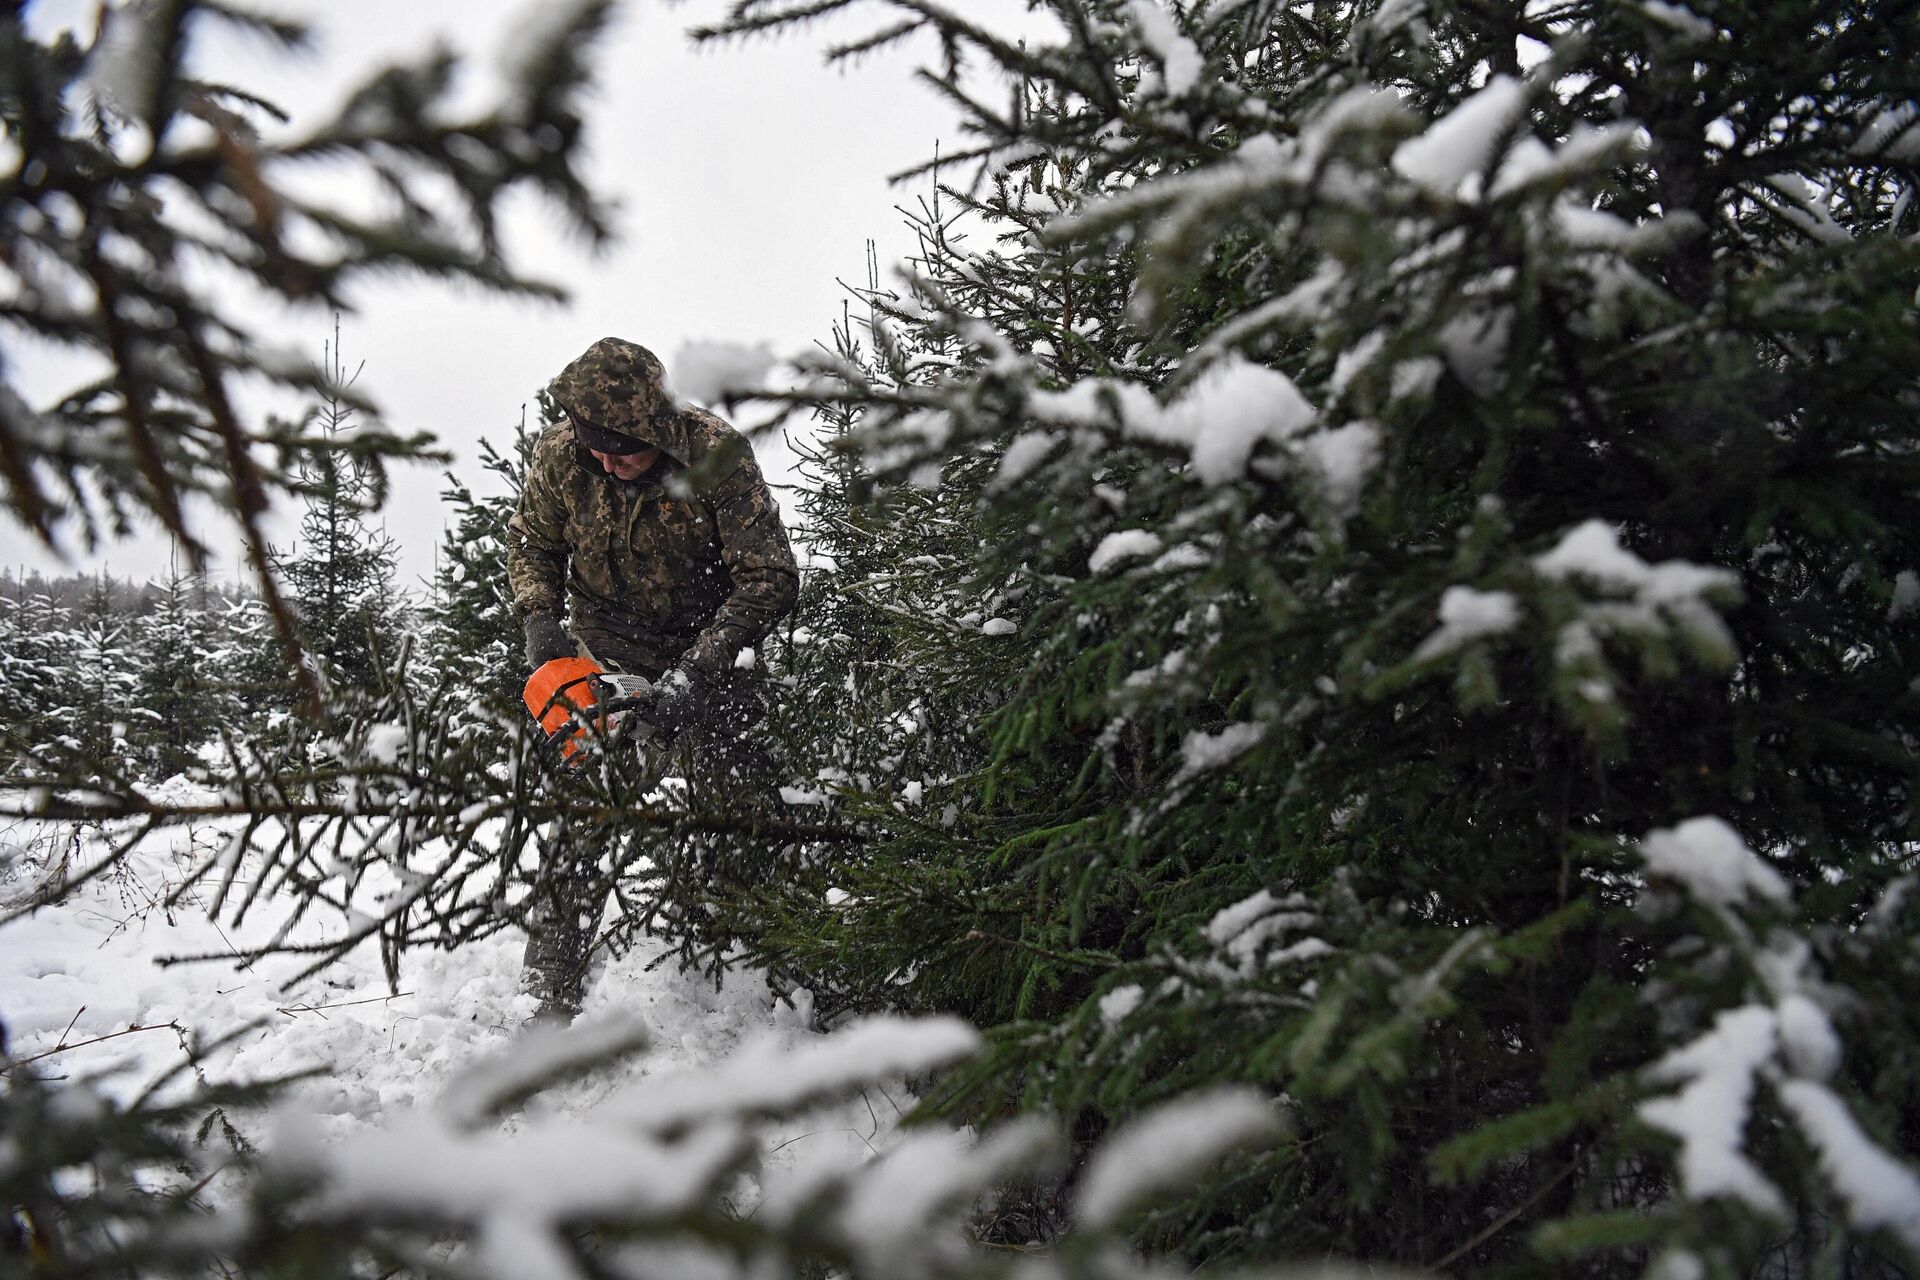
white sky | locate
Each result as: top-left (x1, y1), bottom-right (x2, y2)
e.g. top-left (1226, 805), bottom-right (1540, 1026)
top-left (3, 0), bottom-right (1051, 590)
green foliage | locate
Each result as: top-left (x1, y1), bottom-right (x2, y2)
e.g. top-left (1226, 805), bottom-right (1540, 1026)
top-left (678, 0), bottom-right (1920, 1274)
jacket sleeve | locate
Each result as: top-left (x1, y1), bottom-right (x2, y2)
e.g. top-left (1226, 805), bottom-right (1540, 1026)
top-left (681, 446), bottom-right (799, 678)
top-left (504, 432), bottom-right (571, 619)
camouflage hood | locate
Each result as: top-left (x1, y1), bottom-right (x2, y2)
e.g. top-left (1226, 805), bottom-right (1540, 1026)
top-left (546, 337), bottom-right (710, 466)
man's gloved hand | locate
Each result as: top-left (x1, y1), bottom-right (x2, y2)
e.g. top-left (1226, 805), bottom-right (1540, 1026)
top-left (523, 611), bottom-right (576, 668)
top-left (633, 667), bottom-right (705, 738)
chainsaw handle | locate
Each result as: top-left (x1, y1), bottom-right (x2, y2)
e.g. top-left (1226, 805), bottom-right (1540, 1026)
top-left (595, 694), bottom-right (653, 719)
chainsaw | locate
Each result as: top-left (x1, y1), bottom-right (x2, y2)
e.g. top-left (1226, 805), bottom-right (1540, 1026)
top-left (522, 657), bottom-right (659, 765)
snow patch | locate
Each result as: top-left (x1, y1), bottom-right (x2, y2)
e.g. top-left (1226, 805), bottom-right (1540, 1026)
top-left (1775, 993), bottom-right (1841, 1082)
top-left (1392, 76), bottom-right (1527, 197)
top-left (1077, 1088), bottom-right (1281, 1228)
top-left (1127, 1), bottom-right (1205, 97)
top-left (605, 1016), bottom-right (982, 1133)
top-left (1090, 530), bottom-right (1164, 573)
top-left (1099, 984), bottom-right (1145, 1025)
top-left (997, 431), bottom-right (1057, 486)
top-left (1891, 570), bottom-right (1919, 620)
top-left (1414, 586), bottom-right (1520, 660)
top-left (1640, 1), bottom-right (1717, 42)
top-left (1854, 105), bottom-right (1920, 161)
top-left (1299, 421), bottom-right (1381, 518)
top-left (1176, 721), bottom-right (1266, 782)
top-left (1179, 357), bottom-right (1317, 484)
top-left (1777, 1080), bottom-right (1920, 1253)
top-left (1639, 816), bottom-right (1789, 909)
top-left (1031, 357), bottom-right (1316, 485)
top-left (1638, 1005), bottom-right (1787, 1216)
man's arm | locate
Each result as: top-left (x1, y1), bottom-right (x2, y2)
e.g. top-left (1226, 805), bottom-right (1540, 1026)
top-left (505, 431), bottom-right (573, 639)
top-left (680, 446), bottom-right (799, 679)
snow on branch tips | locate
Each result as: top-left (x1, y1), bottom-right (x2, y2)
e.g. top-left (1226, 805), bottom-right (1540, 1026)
top-left (1391, 75), bottom-right (1528, 199)
top-left (1535, 520), bottom-right (1741, 667)
top-left (1028, 357), bottom-right (1318, 487)
top-left (606, 1015), bottom-right (981, 1134)
top-left (1638, 1005), bottom-right (1789, 1217)
top-left (1638, 817), bottom-right (1789, 910)
top-left (1415, 586), bottom-right (1521, 661)
top-left (1127, 0), bottom-right (1205, 98)
top-left (1076, 1088), bottom-right (1284, 1229)
top-left (1629, 815), bottom-right (1920, 1248)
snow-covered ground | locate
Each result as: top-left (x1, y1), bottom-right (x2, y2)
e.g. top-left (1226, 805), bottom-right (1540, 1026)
top-left (0, 780), bottom-right (901, 1212)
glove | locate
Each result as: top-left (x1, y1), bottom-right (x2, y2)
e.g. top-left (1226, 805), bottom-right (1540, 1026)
top-left (523, 611), bottom-right (576, 668)
top-left (633, 667), bottom-right (705, 739)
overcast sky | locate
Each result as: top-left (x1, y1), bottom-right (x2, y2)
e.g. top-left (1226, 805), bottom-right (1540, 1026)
top-left (3, 0), bottom-right (1050, 589)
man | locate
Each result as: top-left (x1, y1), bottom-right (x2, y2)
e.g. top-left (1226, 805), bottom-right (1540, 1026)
top-left (505, 336), bottom-right (799, 1021)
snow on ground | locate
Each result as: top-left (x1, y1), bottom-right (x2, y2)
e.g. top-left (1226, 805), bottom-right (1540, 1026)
top-left (0, 779), bottom-right (902, 1212)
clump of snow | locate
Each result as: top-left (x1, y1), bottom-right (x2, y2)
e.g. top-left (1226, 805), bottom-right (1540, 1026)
top-left (670, 340), bottom-right (777, 406)
top-left (1077, 1088), bottom-right (1282, 1228)
top-left (1392, 75), bottom-right (1528, 197)
top-left (1535, 520), bottom-right (1740, 662)
top-left (363, 723), bottom-right (410, 764)
top-left (1298, 420), bottom-right (1380, 518)
top-left (996, 430), bottom-right (1058, 486)
top-left (1090, 529), bottom-right (1164, 573)
top-left (1178, 357), bottom-right (1317, 484)
top-left (1414, 585), bottom-right (1521, 660)
top-left (1029, 357), bottom-right (1317, 485)
top-left (1536, 520), bottom-right (1654, 586)
top-left (1891, 570), bottom-right (1919, 620)
top-left (269, 1106), bottom-right (749, 1273)
top-left (1127, 0), bottom-right (1205, 97)
top-left (838, 1119), bottom-right (1059, 1271)
top-left (1638, 1005), bottom-right (1787, 1216)
top-left (1646, 1250), bottom-right (1707, 1280)
top-left (1638, 816), bottom-right (1789, 909)
top-left (435, 1015), bottom-right (651, 1127)
top-left (1175, 720), bottom-right (1266, 783)
top-left (1201, 890), bottom-right (1328, 978)
top-left (1436, 307), bottom-right (1513, 395)
top-left (1776, 1080), bottom-right (1920, 1254)
top-left (606, 1015), bottom-right (982, 1134)
top-left (980, 617), bottom-right (1017, 637)
top-left (1853, 105), bottom-right (1920, 162)
top-left (1774, 993), bottom-right (1841, 1082)
top-left (1029, 378), bottom-right (1162, 434)
top-left (1641, 0), bottom-right (1718, 42)
top-left (1207, 889), bottom-right (1282, 948)
top-left (1099, 984), bottom-right (1145, 1025)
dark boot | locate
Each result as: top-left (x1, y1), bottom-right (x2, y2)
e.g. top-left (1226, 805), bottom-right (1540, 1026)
top-left (518, 874), bottom-right (607, 1026)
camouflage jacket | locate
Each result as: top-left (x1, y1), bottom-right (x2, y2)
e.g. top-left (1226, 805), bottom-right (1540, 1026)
top-left (504, 409), bottom-right (798, 680)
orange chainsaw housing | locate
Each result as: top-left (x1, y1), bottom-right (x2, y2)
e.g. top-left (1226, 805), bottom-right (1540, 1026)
top-left (523, 656), bottom-right (606, 762)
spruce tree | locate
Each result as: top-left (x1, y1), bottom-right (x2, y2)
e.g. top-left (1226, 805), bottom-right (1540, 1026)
top-left (687, 1), bottom-right (1920, 1274)
top-left (131, 553), bottom-right (222, 778)
top-left (271, 327), bottom-right (406, 700)
top-left (0, 589), bottom-right (69, 771)
top-left (418, 402), bottom-right (550, 751)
